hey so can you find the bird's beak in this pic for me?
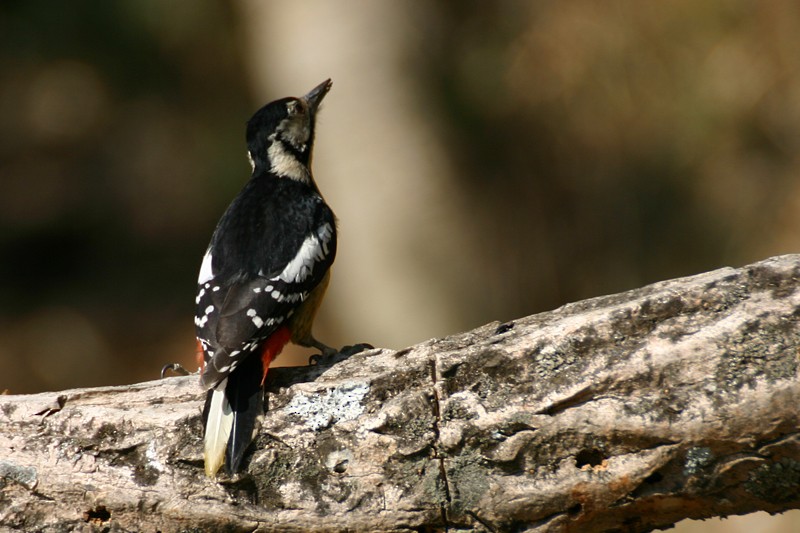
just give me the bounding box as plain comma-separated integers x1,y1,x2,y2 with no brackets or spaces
303,79,332,114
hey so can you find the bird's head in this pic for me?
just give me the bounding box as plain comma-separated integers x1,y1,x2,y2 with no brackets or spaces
246,78,332,181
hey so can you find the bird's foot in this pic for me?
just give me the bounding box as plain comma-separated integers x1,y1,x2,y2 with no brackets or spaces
307,338,336,365
160,363,193,379
307,342,375,366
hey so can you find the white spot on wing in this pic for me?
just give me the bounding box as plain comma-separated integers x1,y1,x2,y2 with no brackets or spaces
247,308,264,328
198,249,214,284
195,303,215,328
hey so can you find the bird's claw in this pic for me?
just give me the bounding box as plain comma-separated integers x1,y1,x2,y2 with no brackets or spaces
307,342,375,366
161,363,191,379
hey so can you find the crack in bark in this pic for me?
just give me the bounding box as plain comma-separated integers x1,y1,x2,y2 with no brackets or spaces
538,383,608,416
428,356,452,531
466,509,498,532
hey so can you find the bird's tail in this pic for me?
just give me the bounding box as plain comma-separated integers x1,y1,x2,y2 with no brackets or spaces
202,352,264,477
202,379,232,477
202,329,291,477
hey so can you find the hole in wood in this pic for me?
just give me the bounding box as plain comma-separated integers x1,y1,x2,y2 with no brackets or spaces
333,459,349,473
568,503,583,517
575,448,604,468
644,471,663,484
83,506,111,523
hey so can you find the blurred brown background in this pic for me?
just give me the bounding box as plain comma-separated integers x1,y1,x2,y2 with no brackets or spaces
1,1,798,530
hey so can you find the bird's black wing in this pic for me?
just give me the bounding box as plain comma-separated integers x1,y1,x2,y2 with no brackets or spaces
195,177,337,389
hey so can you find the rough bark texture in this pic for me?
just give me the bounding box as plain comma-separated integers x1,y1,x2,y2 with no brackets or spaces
2,255,800,532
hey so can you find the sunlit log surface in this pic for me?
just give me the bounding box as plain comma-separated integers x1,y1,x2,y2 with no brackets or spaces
2,255,799,532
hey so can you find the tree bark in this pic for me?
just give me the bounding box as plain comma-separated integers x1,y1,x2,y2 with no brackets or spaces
2,255,800,532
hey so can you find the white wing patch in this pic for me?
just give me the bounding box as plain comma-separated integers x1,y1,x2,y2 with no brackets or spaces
198,249,214,284
276,223,333,283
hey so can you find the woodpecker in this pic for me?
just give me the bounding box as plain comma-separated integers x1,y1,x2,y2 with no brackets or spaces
195,79,337,477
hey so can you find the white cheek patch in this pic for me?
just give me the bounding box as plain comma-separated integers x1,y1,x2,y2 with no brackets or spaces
277,222,333,283
266,115,311,182
267,139,309,182
198,249,214,284
267,141,309,181
247,151,255,173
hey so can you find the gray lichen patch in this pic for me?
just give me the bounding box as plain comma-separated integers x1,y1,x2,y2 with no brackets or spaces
440,348,521,401
0,461,37,490
746,262,800,299
367,389,437,456
251,445,337,511
382,453,447,507
285,382,369,430
715,314,800,396
446,453,490,516
745,457,800,503
98,441,161,487
530,343,581,382
683,446,713,477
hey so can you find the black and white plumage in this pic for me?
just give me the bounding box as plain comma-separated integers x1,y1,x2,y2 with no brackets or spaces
195,79,337,477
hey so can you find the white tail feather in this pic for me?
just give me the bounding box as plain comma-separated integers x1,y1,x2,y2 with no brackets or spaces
204,380,232,477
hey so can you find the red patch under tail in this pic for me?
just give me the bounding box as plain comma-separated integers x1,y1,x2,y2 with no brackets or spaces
260,326,291,385
196,340,205,370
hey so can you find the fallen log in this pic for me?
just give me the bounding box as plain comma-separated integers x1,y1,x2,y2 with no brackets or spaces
2,255,799,532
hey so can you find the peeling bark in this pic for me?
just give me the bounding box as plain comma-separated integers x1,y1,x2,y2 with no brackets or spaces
2,255,800,532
